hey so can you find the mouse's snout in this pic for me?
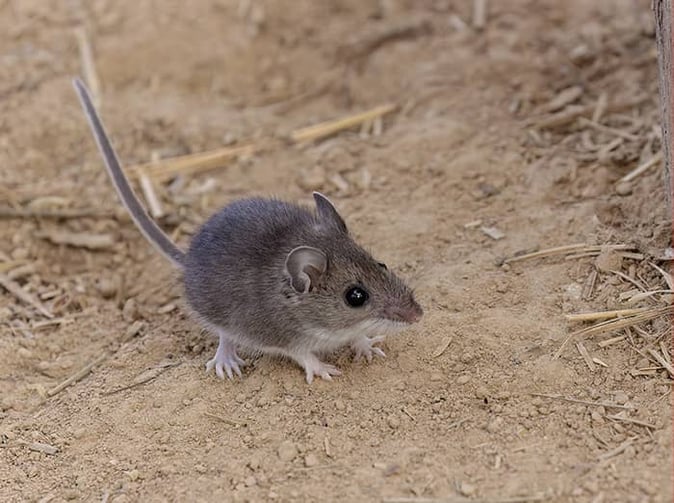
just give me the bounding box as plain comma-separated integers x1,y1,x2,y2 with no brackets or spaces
384,298,423,324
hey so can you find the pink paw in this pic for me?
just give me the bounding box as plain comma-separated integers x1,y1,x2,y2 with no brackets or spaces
206,335,246,380
351,335,386,363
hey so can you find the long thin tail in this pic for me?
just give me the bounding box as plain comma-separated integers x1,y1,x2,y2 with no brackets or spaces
73,78,185,267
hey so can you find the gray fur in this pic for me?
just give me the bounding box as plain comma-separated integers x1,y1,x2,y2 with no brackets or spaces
183,197,422,355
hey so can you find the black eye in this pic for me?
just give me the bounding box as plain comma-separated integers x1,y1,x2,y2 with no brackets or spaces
377,262,388,270
345,286,369,307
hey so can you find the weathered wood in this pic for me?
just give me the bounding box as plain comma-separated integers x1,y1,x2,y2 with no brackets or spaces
654,0,673,210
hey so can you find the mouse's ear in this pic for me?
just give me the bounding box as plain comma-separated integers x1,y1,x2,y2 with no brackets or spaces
313,192,348,234
285,246,328,293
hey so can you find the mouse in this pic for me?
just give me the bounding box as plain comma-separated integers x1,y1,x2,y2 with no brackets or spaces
72,78,423,383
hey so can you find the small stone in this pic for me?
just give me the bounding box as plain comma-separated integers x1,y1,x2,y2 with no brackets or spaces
387,415,401,429
595,248,623,273
486,417,503,433
590,410,603,422
613,391,629,405
430,372,443,382
334,399,346,411
244,475,256,487
268,491,278,500
96,277,118,299
17,347,33,359
195,464,206,474
456,375,470,385
304,453,319,467
459,481,476,497
122,298,139,322
278,440,298,462
615,182,632,196
63,489,80,501
126,469,141,481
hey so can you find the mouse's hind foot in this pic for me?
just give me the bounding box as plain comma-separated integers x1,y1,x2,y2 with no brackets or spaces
206,330,246,380
351,335,386,363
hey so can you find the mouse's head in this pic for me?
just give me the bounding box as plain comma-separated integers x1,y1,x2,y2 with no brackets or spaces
284,193,423,336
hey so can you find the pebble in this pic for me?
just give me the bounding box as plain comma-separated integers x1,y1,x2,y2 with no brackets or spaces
277,440,298,462
459,481,476,497
244,475,256,487
486,417,503,433
456,375,470,385
126,469,141,481
334,399,346,411
615,181,632,196
122,298,139,322
96,277,118,299
304,453,319,467
429,372,443,382
387,415,401,429
17,347,33,359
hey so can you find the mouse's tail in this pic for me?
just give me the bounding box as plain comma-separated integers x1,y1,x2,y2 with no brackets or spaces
73,78,186,268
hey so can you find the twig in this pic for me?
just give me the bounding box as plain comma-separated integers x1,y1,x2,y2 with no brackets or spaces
605,414,656,430
619,151,664,183
530,96,649,130
139,168,165,219
102,361,181,395
472,0,488,30
290,104,397,143
554,306,672,359
647,348,674,378
0,273,54,318
503,243,633,264
576,342,596,371
578,117,639,141
35,230,115,250
565,308,651,322
46,352,109,397
649,261,674,290
530,393,637,410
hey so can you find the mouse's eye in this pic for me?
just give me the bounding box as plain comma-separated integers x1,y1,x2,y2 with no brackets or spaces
377,262,388,270
345,286,369,307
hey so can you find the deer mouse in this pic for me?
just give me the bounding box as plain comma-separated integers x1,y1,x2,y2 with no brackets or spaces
73,78,423,383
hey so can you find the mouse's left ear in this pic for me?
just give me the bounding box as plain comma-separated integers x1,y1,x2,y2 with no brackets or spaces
285,246,328,293
313,192,348,234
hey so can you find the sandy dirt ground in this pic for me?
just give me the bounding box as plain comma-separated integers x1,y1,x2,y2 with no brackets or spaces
1,1,672,502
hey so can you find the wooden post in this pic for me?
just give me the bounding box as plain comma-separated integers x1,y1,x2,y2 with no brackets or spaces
654,0,673,211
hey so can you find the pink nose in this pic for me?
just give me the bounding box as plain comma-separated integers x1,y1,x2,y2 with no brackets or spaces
387,302,423,324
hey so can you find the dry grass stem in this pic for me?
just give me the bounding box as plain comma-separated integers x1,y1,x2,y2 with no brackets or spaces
46,352,109,397
647,348,674,378
0,273,54,319
74,27,101,108
576,341,596,371
565,308,651,322
619,151,663,183
472,0,488,29
290,104,397,143
530,393,636,410
504,243,633,264
35,230,115,250
139,169,165,219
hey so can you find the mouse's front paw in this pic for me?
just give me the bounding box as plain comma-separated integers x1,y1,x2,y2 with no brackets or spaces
351,335,386,363
206,338,246,380
296,353,342,384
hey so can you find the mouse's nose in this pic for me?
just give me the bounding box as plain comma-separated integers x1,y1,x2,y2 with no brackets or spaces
385,300,423,324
